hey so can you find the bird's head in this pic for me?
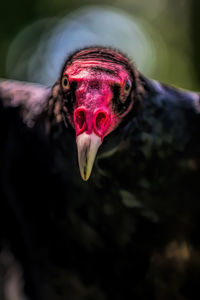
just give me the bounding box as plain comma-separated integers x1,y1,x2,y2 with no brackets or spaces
56,47,142,180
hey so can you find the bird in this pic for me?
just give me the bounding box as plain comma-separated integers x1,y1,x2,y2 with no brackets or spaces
0,46,200,300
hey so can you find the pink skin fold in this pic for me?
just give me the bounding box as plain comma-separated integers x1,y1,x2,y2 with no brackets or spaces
64,59,132,180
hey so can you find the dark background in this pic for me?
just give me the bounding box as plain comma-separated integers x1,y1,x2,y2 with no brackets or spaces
0,0,200,90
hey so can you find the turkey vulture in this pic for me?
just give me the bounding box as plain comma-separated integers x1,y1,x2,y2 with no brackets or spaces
0,47,200,300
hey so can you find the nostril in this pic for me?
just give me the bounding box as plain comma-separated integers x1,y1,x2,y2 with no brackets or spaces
74,108,86,134
76,111,85,129
94,111,109,136
96,112,107,130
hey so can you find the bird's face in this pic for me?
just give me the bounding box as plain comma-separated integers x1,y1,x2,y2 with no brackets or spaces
60,48,136,180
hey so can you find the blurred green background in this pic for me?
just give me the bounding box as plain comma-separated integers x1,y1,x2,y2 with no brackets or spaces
0,0,200,90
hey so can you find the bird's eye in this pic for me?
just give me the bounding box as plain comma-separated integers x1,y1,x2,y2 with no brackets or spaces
124,79,131,94
62,76,70,90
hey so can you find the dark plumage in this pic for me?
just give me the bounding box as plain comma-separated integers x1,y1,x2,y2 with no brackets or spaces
0,47,200,300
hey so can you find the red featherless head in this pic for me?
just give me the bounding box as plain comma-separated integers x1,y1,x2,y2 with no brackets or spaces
60,47,139,180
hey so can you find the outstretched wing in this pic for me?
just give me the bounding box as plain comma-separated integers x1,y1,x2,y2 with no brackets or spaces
120,75,200,158
0,79,51,127
148,78,200,115
145,78,200,155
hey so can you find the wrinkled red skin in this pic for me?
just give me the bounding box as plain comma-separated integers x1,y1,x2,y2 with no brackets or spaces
64,59,133,140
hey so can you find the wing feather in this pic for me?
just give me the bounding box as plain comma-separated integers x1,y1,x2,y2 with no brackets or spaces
0,79,51,127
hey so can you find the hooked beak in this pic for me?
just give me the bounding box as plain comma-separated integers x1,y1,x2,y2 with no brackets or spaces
76,132,102,181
